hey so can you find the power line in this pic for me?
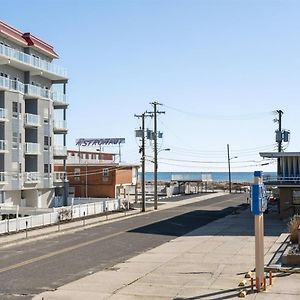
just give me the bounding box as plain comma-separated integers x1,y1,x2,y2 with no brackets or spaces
163,104,273,120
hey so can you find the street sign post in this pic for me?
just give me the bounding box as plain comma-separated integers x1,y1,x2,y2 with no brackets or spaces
251,171,267,291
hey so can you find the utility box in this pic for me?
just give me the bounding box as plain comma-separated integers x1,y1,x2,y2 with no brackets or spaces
251,184,268,215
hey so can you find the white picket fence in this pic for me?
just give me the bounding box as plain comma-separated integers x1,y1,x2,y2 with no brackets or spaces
0,198,121,235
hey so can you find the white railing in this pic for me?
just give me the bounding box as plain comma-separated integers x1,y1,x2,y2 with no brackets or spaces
0,108,7,119
52,91,67,105
263,176,300,183
53,172,66,182
0,199,121,234
25,142,39,154
0,172,5,182
0,75,24,93
0,140,6,151
25,113,40,126
53,120,67,131
53,146,67,157
0,43,67,78
24,84,51,99
24,172,39,183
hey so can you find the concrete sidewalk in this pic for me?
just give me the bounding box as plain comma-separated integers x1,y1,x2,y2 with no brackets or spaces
33,201,299,299
0,192,225,249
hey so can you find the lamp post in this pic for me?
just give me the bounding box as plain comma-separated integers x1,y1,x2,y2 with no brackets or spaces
154,148,170,210
227,144,237,194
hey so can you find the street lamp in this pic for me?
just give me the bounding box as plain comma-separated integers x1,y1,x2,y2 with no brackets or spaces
154,148,170,210
227,144,237,194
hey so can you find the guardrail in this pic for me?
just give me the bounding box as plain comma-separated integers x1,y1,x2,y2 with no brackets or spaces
0,199,121,234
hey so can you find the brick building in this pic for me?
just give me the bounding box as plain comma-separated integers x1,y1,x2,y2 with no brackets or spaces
55,150,139,199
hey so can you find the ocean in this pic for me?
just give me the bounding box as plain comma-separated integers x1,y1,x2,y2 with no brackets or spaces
142,172,276,183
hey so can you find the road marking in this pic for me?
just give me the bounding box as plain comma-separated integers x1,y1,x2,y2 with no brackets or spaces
0,230,126,274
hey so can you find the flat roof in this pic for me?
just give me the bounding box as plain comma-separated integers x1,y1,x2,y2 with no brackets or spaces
260,152,300,158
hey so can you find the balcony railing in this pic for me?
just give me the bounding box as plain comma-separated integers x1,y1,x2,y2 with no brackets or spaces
0,108,7,120
0,75,24,93
0,140,6,151
53,146,67,157
24,172,39,183
0,172,5,182
0,44,67,79
54,172,66,182
0,75,67,105
52,91,67,106
25,142,39,155
24,84,51,99
25,113,40,127
53,120,67,132
263,176,300,184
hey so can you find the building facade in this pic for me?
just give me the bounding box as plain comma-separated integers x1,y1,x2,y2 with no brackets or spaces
0,21,68,208
260,152,300,218
55,150,139,199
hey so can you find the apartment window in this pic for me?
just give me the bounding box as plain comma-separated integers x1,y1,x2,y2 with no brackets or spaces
43,108,49,123
292,191,300,205
12,102,18,118
75,168,80,181
44,164,48,173
0,191,4,203
12,132,18,149
44,164,51,173
44,136,50,150
103,168,109,177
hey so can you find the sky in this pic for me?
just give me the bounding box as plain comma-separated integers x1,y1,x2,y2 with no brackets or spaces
2,0,300,172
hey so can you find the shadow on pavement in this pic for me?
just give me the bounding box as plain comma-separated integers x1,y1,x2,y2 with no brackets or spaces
128,204,286,237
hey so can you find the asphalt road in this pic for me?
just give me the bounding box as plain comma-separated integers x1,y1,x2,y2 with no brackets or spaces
0,193,247,300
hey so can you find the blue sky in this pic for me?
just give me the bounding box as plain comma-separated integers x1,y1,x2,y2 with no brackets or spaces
2,0,300,172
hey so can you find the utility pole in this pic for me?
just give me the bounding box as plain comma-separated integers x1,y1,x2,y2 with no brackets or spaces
276,110,283,175
277,110,283,153
148,102,165,210
227,144,232,194
134,113,146,212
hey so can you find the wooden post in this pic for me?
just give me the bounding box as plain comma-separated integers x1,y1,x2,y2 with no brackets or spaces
254,173,265,292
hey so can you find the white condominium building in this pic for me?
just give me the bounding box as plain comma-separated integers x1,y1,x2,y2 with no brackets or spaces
0,21,68,208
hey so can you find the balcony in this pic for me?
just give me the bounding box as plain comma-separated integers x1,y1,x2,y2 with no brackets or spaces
24,172,39,183
0,108,8,121
24,113,40,127
25,142,39,155
53,172,66,183
0,75,24,93
53,146,67,158
0,44,67,81
0,172,5,183
24,84,51,99
0,140,7,152
52,91,68,108
53,120,67,133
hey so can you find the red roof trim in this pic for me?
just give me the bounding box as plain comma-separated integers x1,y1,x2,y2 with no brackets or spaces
0,21,27,45
22,32,59,59
0,20,59,59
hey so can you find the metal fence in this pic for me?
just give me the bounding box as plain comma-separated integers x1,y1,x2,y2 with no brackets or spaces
0,198,121,235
